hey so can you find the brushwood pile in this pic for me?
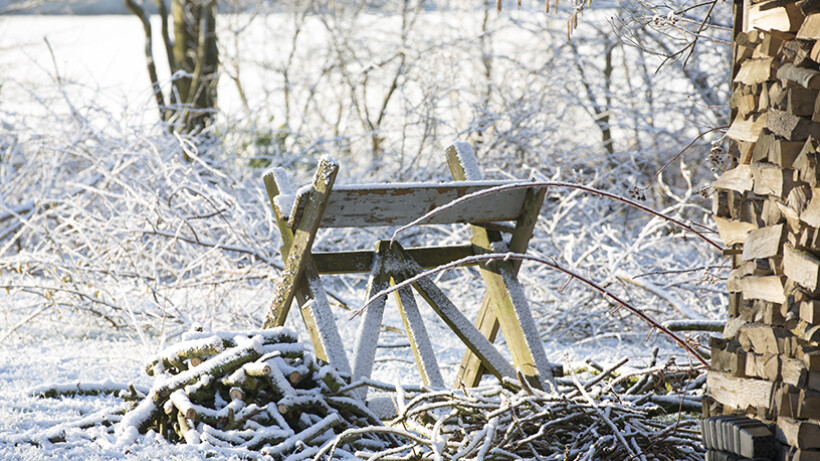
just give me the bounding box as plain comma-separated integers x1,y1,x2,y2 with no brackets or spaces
19,330,710,460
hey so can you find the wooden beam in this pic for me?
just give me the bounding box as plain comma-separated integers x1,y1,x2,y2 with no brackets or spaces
349,243,390,399
313,245,475,274
265,159,338,326
445,143,551,389
390,271,445,388
262,160,351,375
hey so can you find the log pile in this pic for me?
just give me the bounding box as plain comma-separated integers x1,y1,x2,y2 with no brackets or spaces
113,329,395,458
712,4,820,459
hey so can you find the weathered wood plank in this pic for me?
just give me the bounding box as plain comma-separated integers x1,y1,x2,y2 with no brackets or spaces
265,159,338,327
287,180,533,228
262,161,351,375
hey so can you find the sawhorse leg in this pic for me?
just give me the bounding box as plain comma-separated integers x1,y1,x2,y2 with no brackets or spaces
262,159,351,376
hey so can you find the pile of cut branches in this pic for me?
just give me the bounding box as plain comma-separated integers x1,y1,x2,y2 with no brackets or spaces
321,379,704,460
318,354,706,461
23,332,705,460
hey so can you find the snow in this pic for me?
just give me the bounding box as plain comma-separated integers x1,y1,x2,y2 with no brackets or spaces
452,141,483,180
273,194,296,220
0,5,731,459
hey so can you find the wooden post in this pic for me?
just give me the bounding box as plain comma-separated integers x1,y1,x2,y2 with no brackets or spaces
261,161,351,375
350,242,390,398
455,184,547,387
446,143,555,390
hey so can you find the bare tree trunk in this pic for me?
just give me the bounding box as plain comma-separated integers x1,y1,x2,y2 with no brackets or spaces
124,0,218,140
172,0,219,134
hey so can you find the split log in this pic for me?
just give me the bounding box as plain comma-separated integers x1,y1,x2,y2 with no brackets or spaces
785,243,820,291
748,0,805,33
738,323,793,355
756,31,788,56
794,138,820,185
799,389,820,419
782,38,816,66
798,13,820,38
802,190,820,226
742,223,786,261
789,88,820,117
713,165,755,192
778,63,820,89
756,131,805,167
736,57,777,85
779,383,800,418
715,216,757,246
783,356,809,387
777,417,820,450
765,197,786,225
753,162,797,196
707,371,774,412
732,89,760,118
799,299,820,324
728,114,770,143
768,109,820,141
795,320,820,343
797,345,820,370
746,351,782,380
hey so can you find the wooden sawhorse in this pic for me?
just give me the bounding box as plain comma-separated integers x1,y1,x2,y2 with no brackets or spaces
262,142,559,394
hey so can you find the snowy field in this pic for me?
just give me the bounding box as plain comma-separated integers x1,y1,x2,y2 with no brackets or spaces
0,6,730,459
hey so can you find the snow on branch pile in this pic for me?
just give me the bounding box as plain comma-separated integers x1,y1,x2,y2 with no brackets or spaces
22,330,394,459
20,330,707,460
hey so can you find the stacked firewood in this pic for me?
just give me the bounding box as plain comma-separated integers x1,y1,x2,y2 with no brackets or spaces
711,5,820,459
113,329,394,457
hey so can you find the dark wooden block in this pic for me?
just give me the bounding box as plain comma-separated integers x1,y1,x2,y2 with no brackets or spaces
738,424,777,459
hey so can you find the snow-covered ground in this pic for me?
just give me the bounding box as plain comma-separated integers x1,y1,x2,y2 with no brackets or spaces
0,7,730,459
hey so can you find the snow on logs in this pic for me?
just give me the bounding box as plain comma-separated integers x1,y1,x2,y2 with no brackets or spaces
113,329,393,454
711,7,820,458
